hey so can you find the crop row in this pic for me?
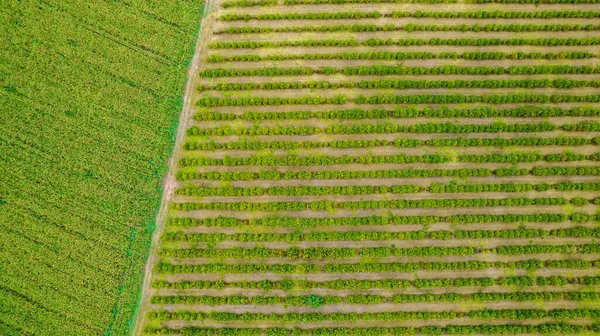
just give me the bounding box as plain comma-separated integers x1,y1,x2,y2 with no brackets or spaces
170,197,590,212
175,182,600,197
174,223,595,243
209,37,600,49
194,106,600,121
206,50,594,63
222,0,278,6
161,244,600,259
285,0,456,4
176,166,600,181
196,94,600,107
198,79,600,92
154,259,600,274
221,0,458,7
199,65,600,77
152,274,600,290
149,294,598,306
147,323,600,336
146,308,600,323
166,213,595,228
187,121,565,136
163,242,595,257
220,11,383,21
220,10,600,21
221,0,597,6
184,137,598,151
219,23,600,34
148,323,600,336
179,152,600,167
475,0,599,3
188,121,600,137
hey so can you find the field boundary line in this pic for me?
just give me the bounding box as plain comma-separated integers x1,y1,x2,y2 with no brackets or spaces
131,0,219,334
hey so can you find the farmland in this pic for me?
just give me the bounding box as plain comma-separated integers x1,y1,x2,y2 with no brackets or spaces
138,0,600,334
0,0,204,335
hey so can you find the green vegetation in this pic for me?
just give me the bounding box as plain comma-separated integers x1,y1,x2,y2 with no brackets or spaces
0,0,204,335
141,1,600,335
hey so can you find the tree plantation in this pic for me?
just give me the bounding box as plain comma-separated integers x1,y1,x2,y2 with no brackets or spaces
138,0,600,334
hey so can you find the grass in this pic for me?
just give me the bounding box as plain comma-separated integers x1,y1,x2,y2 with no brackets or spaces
0,0,204,334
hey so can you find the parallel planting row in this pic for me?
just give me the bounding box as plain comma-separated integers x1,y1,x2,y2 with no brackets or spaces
142,0,600,334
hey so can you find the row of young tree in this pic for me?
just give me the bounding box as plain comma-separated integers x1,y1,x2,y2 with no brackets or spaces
196,94,600,106
195,106,600,120
404,9,600,19
221,0,458,7
161,243,599,259
146,308,600,322
533,166,600,176
198,79,600,91
474,0,598,3
180,153,450,167
284,0,599,4
178,151,599,167
154,259,600,274
222,0,277,7
495,243,600,255
170,197,574,211
163,228,600,248
206,51,594,63
166,212,588,228
186,121,565,137
150,294,338,306
175,182,600,197
355,93,600,104
220,11,382,21
150,323,599,335
184,136,596,151
176,166,600,181
196,95,347,107
219,23,599,34
209,37,600,49
219,10,600,21
152,274,599,291
199,64,599,77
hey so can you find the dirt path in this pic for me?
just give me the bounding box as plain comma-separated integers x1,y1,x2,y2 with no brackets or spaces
203,101,597,114
172,189,599,206
164,236,599,253
132,0,221,334
171,220,599,235
213,17,600,31
180,143,600,159
202,52,600,68
197,73,600,84
187,160,600,175
176,204,597,221
209,29,600,43
156,282,600,297
155,300,596,315
162,267,600,283
159,318,597,333
219,3,600,16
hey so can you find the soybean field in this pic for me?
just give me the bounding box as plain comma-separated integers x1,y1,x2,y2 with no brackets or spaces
143,0,600,335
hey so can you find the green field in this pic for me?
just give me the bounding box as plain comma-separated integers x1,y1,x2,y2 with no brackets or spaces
0,1,204,335
4,0,600,335
140,0,600,335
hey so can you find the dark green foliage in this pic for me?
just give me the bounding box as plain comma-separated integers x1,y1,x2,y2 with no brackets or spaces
196,106,600,120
